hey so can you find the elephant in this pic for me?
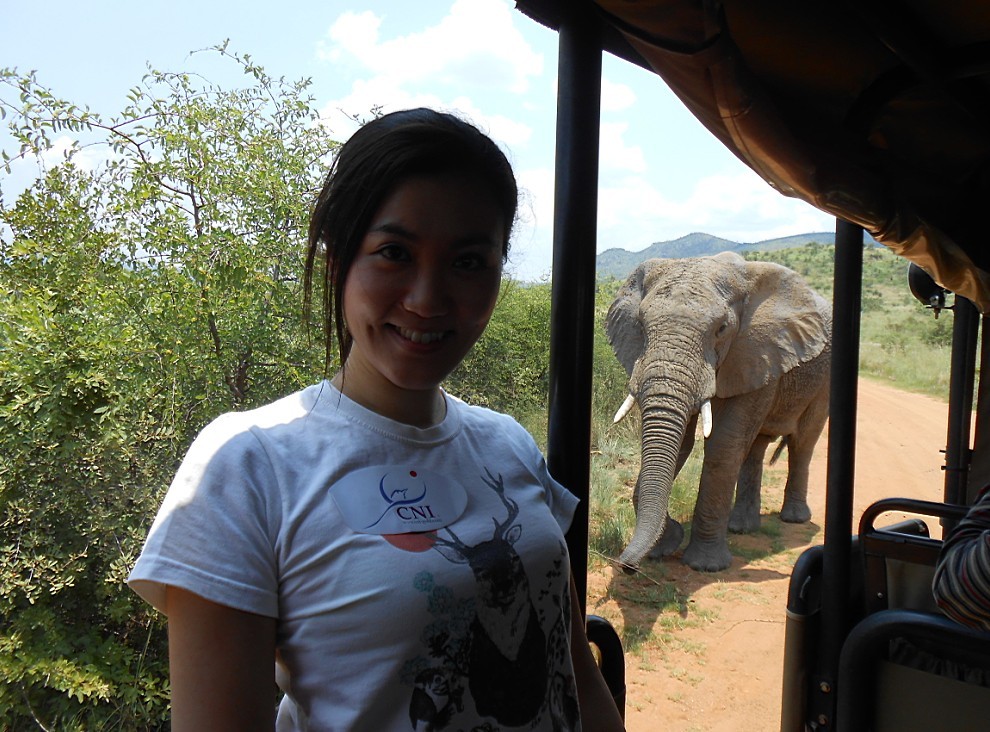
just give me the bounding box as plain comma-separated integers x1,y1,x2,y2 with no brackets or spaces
605,251,831,572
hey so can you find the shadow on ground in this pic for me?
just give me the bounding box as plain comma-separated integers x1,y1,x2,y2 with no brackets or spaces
591,514,822,653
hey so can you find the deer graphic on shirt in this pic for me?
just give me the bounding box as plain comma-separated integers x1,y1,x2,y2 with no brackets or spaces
430,469,548,726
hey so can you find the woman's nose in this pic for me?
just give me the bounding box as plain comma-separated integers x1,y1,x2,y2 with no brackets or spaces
402,267,450,317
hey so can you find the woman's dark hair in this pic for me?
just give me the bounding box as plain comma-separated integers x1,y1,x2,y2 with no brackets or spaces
304,108,518,374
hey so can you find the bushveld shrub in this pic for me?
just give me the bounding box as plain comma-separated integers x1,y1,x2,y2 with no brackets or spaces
448,279,552,432
1,47,334,729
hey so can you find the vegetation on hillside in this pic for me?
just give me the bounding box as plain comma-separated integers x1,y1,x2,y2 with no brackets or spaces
0,45,965,728
745,242,957,395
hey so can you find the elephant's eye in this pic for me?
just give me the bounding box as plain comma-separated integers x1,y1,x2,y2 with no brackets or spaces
717,322,729,335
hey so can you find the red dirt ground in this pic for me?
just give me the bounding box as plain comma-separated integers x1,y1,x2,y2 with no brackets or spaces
586,377,955,731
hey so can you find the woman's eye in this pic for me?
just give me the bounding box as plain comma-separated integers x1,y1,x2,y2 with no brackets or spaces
454,253,488,270
377,244,408,261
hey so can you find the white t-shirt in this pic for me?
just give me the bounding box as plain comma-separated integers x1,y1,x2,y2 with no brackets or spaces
128,382,581,731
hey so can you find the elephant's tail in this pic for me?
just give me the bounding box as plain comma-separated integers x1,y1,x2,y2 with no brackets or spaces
769,436,788,465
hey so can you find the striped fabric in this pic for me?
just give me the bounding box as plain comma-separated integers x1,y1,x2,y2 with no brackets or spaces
932,485,990,631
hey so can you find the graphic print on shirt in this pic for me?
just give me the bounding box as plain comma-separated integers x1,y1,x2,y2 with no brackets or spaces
328,466,468,536
401,468,579,730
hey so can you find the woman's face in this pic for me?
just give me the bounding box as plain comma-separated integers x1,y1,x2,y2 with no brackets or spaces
340,172,505,407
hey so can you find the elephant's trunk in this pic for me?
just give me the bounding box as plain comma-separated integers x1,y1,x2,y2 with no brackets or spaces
618,398,693,570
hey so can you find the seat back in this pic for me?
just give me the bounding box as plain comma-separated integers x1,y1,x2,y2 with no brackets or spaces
857,498,967,615
782,498,990,731
836,609,990,731
835,499,990,731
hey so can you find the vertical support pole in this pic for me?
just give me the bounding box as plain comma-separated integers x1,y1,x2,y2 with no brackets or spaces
813,219,863,727
943,296,979,513
967,316,990,504
546,2,602,612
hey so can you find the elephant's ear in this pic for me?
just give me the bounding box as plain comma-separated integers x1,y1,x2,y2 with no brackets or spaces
717,260,831,397
605,262,651,377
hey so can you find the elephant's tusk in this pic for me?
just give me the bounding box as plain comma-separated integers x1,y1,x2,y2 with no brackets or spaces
613,394,636,424
701,400,713,438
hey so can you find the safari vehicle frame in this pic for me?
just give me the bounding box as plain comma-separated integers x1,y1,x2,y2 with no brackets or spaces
512,1,990,728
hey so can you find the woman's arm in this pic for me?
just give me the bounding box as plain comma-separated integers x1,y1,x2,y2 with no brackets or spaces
569,577,625,731
932,485,990,631
165,585,278,731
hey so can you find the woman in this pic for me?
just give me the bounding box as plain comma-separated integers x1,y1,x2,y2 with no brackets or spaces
129,108,623,731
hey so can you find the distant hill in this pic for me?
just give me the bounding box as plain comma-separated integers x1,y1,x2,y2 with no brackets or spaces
596,231,879,280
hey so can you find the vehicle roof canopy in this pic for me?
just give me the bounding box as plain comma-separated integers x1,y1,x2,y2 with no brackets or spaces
517,0,990,311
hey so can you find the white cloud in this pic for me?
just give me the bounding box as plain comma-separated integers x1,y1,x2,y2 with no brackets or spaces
443,95,532,148
684,172,835,238
2,135,106,203
322,10,382,64
318,78,446,139
596,169,836,254
317,0,540,154
601,77,636,112
600,122,646,173
41,135,100,172
317,89,532,166
510,166,555,279
319,0,542,94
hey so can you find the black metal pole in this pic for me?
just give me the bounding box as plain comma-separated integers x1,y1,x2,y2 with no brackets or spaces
546,2,602,611
813,219,863,728
943,296,979,512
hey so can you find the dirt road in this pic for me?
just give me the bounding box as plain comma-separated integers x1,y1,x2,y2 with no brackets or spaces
587,377,954,732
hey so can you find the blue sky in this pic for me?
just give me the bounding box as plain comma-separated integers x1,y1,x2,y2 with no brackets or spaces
1,0,835,280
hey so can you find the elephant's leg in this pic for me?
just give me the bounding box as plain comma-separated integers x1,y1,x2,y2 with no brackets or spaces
780,395,828,523
682,445,743,572
683,395,770,571
729,434,772,533
647,514,684,558
779,448,813,523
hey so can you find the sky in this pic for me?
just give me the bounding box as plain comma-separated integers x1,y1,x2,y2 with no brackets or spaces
0,0,836,281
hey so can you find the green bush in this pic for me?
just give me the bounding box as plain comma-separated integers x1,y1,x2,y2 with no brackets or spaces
1,47,333,729
446,279,552,433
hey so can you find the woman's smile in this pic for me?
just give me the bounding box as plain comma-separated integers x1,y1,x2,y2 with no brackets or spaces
393,325,451,345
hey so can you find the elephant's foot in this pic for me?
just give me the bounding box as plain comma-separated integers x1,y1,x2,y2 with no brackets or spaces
647,517,684,559
780,499,812,523
681,538,733,572
728,503,761,534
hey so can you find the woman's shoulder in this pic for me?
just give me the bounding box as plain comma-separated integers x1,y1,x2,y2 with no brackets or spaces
446,394,538,446
447,393,520,427
194,383,331,448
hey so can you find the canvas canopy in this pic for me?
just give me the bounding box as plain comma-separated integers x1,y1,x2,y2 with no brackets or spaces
517,0,990,311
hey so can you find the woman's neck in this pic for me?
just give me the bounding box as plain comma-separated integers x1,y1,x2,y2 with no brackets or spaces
330,371,447,428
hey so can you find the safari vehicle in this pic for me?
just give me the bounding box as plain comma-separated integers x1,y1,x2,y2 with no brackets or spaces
511,1,990,729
